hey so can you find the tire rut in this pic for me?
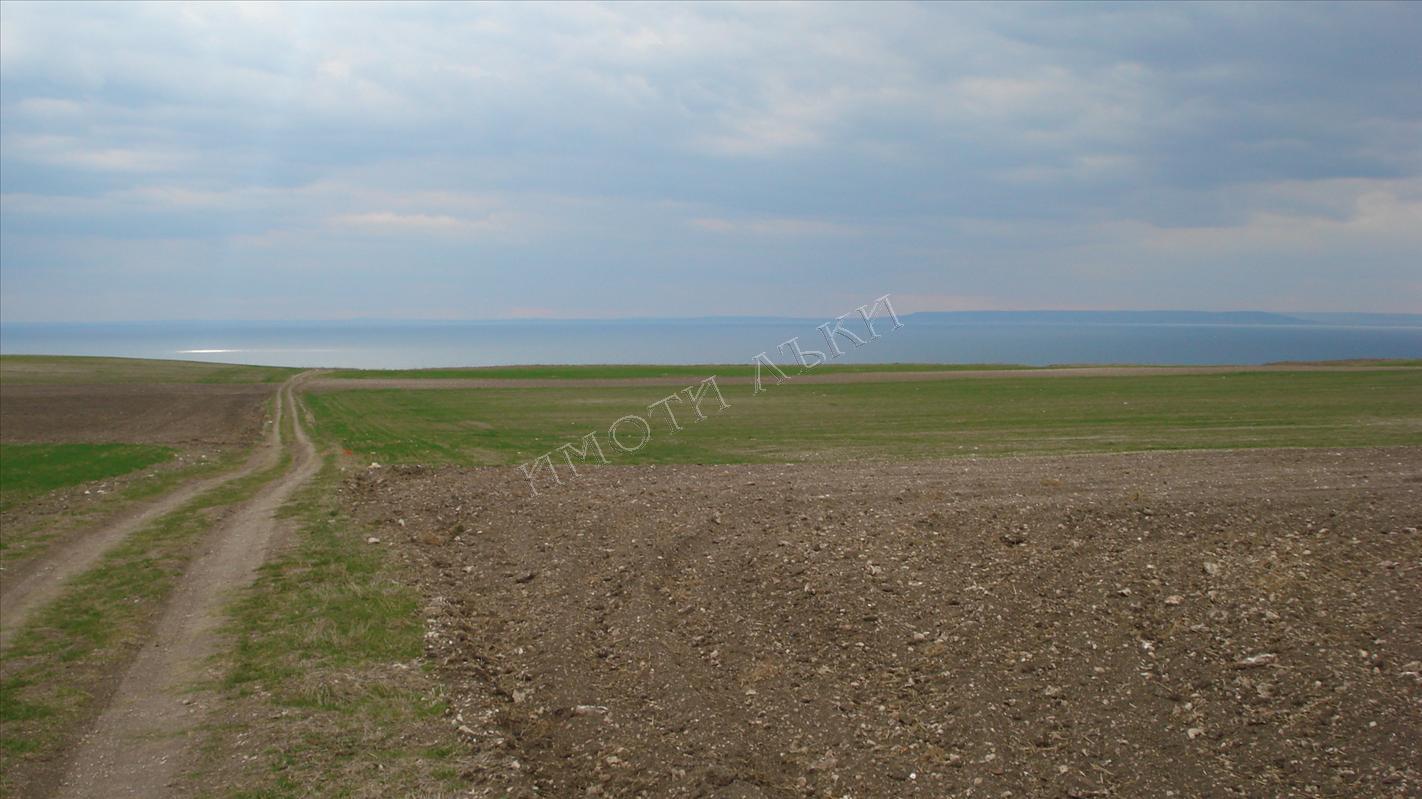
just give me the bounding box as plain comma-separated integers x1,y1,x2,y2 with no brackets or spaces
0,385,287,648
49,377,323,799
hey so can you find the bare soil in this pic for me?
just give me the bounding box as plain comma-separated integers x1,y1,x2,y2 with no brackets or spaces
0,384,274,444
345,447,1422,798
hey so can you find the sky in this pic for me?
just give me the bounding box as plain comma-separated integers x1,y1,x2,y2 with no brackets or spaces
1,1,1420,322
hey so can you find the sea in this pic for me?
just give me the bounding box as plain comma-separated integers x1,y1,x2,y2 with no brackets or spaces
1,316,1419,370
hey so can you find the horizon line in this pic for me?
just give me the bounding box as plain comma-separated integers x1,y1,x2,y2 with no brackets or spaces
4,309,1421,326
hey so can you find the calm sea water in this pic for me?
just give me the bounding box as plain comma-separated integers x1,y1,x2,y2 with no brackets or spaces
1,320,1419,369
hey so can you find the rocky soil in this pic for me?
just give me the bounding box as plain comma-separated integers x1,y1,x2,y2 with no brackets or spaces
345,447,1422,798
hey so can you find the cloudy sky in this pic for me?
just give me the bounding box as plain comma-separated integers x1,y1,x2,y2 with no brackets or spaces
1,1,1419,322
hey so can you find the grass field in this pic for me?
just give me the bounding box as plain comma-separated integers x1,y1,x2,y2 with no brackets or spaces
0,355,298,384
182,460,466,797
0,443,174,512
324,362,1036,380
305,369,1422,466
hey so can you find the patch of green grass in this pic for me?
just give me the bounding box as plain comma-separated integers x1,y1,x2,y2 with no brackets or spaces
184,459,467,798
0,355,298,384
0,442,175,512
325,362,1034,380
0,445,290,795
1,449,251,576
223,468,422,690
305,370,1422,466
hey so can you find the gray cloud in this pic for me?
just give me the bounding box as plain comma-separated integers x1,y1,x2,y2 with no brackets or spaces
2,1,1419,321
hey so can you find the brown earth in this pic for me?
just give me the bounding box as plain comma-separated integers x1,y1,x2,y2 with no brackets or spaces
345,447,1422,798
0,383,273,444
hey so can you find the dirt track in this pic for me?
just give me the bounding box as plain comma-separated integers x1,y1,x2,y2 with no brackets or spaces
348,446,1422,798
47,378,321,798
1,383,286,647
0,434,276,648
305,363,1421,392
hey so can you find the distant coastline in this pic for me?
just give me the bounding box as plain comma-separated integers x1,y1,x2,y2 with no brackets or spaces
6,310,1421,327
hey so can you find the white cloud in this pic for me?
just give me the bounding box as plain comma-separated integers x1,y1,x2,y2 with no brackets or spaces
691,216,861,236
5,134,190,173
328,211,512,236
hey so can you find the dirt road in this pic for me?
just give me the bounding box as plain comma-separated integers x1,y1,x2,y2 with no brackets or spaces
0,393,284,648
49,378,323,799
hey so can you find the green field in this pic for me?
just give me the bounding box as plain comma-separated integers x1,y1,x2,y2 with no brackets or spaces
304,369,1422,466
0,355,298,384
0,443,175,511
325,362,1035,381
